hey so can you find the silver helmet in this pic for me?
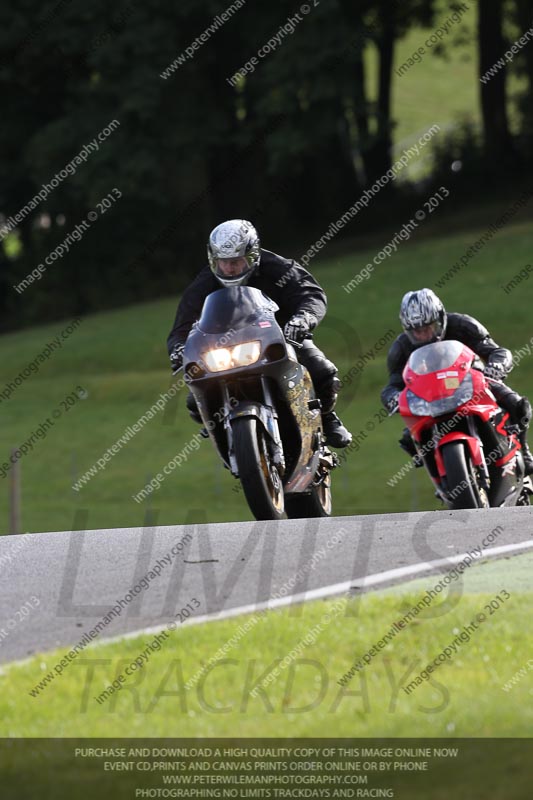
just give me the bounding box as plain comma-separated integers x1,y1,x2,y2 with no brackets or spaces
207,219,261,287
399,288,447,346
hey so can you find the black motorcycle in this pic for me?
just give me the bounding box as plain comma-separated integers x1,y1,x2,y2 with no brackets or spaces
182,286,338,520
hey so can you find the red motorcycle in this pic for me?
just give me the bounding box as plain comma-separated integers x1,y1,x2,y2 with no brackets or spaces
399,340,532,509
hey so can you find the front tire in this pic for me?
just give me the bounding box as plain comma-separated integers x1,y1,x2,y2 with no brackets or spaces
441,441,481,509
232,417,285,520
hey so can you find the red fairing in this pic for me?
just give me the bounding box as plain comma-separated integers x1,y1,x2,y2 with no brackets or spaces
400,343,499,438
402,343,476,401
461,368,499,422
494,412,521,465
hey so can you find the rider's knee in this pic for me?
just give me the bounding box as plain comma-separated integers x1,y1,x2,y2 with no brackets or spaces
312,360,338,393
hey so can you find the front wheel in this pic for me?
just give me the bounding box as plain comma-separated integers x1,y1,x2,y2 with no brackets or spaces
441,441,482,509
285,474,332,519
232,417,285,520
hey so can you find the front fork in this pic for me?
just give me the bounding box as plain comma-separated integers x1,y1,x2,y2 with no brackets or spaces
224,378,286,476
466,416,491,492
221,382,237,474
260,377,286,474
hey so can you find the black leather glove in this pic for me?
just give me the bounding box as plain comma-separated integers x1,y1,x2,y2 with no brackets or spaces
283,312,316,343
385,393,400,415
170,344,185,372
484,361,508,382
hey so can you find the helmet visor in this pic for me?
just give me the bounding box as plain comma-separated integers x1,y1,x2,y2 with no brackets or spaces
216,257,249,277
213,256,254,287
405,320,444,345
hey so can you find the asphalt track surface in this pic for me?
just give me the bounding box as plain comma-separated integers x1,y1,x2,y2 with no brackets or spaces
0,507,532,664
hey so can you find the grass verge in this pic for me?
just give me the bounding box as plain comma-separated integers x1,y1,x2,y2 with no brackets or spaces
1,553,531,738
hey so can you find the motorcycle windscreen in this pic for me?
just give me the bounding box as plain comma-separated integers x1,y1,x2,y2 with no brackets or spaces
408,340,465,375
198,287,280,334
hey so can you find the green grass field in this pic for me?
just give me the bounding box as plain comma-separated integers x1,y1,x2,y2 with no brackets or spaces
382,0,525,180
1,190,533,534
1,552,531,738
390,0,479,163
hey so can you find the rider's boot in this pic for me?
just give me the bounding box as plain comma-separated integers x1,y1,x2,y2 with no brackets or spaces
399,427,423,467
322,411,353,448
319,377,353,448
186,391,209,437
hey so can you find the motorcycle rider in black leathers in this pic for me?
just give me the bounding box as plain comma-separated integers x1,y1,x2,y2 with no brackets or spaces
167,219,353,448
381,288,533,474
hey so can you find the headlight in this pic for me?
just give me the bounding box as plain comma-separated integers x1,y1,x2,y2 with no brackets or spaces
203,347,232,372
203,341,261,373
407,373,474,416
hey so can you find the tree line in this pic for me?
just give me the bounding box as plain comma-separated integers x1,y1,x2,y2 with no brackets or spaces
0,0,531,331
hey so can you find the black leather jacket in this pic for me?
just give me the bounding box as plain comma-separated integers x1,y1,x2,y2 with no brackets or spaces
381,312,513,408
167,249,327,354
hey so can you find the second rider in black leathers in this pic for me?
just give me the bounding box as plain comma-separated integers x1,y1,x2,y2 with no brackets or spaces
381,288,533,474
